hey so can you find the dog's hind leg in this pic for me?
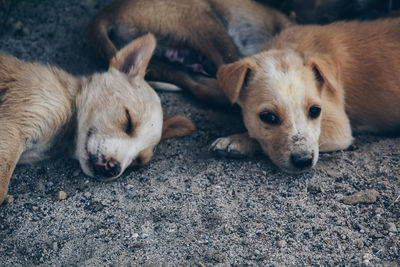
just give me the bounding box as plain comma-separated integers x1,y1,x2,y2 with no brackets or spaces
0,126,23,204
147,60,231,105
188,21,241,67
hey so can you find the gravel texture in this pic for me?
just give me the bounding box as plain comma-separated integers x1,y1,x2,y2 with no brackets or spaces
0,0,399,266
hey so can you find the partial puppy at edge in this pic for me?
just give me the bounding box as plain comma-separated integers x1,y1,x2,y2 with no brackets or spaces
0,34,194,204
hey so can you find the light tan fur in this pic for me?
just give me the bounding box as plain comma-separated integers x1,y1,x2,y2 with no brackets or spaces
88,0,293,105
215,18,400,173
0,34,194,204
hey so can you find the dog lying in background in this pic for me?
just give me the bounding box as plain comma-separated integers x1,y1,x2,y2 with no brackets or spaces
213,18,400,173
88,0,293,105
0,34,194,204
260,0,399,24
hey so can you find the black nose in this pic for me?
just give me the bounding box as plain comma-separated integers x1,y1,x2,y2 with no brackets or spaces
290,152,313,170
91,156,121,179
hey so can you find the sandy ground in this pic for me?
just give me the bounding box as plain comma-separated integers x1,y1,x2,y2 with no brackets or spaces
0,0,399,266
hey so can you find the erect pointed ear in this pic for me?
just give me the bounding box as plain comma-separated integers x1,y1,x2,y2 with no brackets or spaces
109,33,156,77
308,56,342,94
216,59,256,104
161,116,195,140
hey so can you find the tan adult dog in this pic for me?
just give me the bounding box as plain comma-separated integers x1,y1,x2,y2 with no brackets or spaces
0,34,194,204
88,0,292,104
213,18,400,173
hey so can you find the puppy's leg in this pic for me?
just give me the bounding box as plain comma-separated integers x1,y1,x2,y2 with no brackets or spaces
148,60,230,105
184,76,230,105
192,25,240,67
0,126,23,204
319,103,354,152
210,132,261,158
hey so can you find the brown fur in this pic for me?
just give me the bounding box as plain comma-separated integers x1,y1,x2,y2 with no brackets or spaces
264,18,400,132
215,18,400,172
88,0,293,105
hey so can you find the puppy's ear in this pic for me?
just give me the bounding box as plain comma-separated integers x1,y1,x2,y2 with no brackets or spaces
217,60,256,104
109,33,156,77
308,56,341,94
162,116,195,140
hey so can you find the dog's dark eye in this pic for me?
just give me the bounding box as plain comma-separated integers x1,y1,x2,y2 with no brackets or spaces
125,109,134,135
309,106,321,119
259,112,280,125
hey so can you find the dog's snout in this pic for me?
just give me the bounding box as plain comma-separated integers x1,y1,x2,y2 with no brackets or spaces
290,152,313,170
91,156,121,179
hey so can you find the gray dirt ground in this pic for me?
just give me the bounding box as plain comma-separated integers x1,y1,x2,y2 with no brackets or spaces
0,0,399,266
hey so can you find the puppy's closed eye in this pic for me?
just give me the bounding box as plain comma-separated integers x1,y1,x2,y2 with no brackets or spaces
124,108,134,135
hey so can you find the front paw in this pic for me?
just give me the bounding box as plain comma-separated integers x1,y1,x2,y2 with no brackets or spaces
210,137,247,158
210,134,260,158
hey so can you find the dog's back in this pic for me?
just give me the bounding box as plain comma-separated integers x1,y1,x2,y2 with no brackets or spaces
0,53,78,163
0,54,75,131
88,0,292,63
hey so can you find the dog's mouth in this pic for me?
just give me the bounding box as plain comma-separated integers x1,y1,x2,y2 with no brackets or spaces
88,153,122,181
259,142,317,173
154,45,217,77
85,131,122,181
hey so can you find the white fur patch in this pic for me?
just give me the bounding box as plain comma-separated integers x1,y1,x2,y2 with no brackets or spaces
264,51,309,133
265,51,305,102
248,50,322,171
87,104,163,173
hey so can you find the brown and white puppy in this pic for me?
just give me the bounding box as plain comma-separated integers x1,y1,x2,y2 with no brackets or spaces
0,34,194,204
88,0,293,105
213,18,400,173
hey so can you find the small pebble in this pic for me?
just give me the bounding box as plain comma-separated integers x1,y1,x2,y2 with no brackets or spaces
348,144,358,151
125,184,134,190
32,206,39,211
363,253,372,260
72,169,80,177
386,222,397,233
307,184,322,194
212,253,223,263
51,242,58,251
362,259,371,266
56,191,68,201
343,189,379,205
84,192,92,198
276,240,287,248
5,195,14,204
